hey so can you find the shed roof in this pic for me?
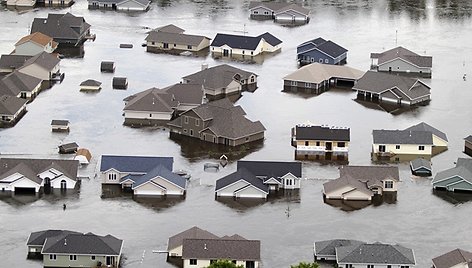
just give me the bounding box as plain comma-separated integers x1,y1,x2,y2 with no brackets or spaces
284,63,363,84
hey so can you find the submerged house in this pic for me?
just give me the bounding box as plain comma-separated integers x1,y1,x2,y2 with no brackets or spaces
410,158,432,176
123,83,204,126
145,24,211,54
371,46,433,77
432,158,472,193
182,64,257,97
210,32,282,58
27,230,81,258
13,32,58,56
323,165,399,201
17,51,61,83
167,226,219,258
314,239,364,261
88,0,151,11
0,95,28,127
432,248,472,268
283,63,364,94
0,158,79,193
336,243,416,268
0,71,42,101
6,0,36,7
167,98,266,147
353,71,431,106
0,54,32,73
297,37,348,65
248,1,310,24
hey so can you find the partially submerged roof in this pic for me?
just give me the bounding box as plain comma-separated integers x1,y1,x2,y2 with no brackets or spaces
42,233,123,255
297,38,347,58
15,32,58,49
404,122,448,142
183,64,256,90
314,239,365,256
284,63,364,84
215,167,269,193
51,119,69,126
182,238,261,261
410,158,431,171
132,164,186,189
153,24,185,34
27,230,81,246
432,248,472,268
373,129,433,145
145,31,210,46
0,71,42,96
99,155,173,173
75,148,92,162
18,52,60,72
466,135,472,143
294,124,350,142
0,158,79,183
275,3,310,16
0,95,27,116
323,173,374,197
340,165,400,182
336,243,415,265
80,79,102,87
211,32,281,50
432,158,472,184
237,160,302,178
249,1,309,15
168,226,219,251
371,46,432,68
0,54,32,70
59,142,79,151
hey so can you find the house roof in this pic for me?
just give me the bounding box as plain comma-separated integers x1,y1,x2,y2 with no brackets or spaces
248,1,293,11
31,13,91,41
51,119,69,126
314,239,365,256
432,248,472,268
340,165,400,183
465,135,472,143
167,226,219,251
99,155,173,173
0,158,79,183
371,46,432,68
275,3,310,16
237,160,302,178
27,230,81,246
181,238,261,261
0,95,27,116
42,233,123,255
353,71,430,100
117,0,150,7
294,124,350,142
336,243,415,265
410,158,431,171
19,51,60,72
59,142,79,151
215,167,268,193
145,31,210,46
210,32,281,50
297,38,347,58
15,32,58,49
80,79,101,87
432,158,472,184
153,24,185,34
0,71,42,95
258,32,282,47
404,122,448,142
284,63,363,84
323,173,374,196
0,54,32,70
183,64,256,90
132,164,187,189
372,129,434,145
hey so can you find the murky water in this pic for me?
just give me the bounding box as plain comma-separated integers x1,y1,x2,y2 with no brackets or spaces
1,0,472,267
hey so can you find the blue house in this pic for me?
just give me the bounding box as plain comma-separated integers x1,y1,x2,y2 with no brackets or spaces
297,37,347,65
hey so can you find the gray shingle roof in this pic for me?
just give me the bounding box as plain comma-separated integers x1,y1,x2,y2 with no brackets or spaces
248,1,291,11
0,158,79,183
51,119,69,126
19,51,60,72
353,71,431,101
215,167,269,193
80,79,101,87
432,158,472,184
145,31,210,46
0,71,42,96
410,158,431,171
0,54,32,70
42,233,123,255
336,243,415,265
340,165,400,182
465,135,472,143
211,32,281,50
314,239,365,257
167,226,219,251
27,230,81,246
294,125,350,142
153,24,185,34
258,32,282,46
237,160,302,178
132,164,186,189
432,248,472,268
372,46,432,68
183,64,256,91
0,95,27,116
372,129,433,145
297,38,347,58
182,238,260,261
31,13,91,42
323,173,373,196
404,122,448,142
275,3,310,15
99,155,173,173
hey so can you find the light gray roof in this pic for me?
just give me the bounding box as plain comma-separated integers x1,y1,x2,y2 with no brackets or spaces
340,166,399,182
353,71,430,101
404,122,448,142
167,226,219,251
432,248,472,268
131,164,186,189
0,54,32,70
116,0,149,6
314,239,365,257
31,13,91,41
372,129,433,145
372,46,432,68
432,158,472,184
27,230,81,246
153,24,185,34
0,71,42,96
284,63,364,84
183,64,256,90
145,31,210,46
248,1,300,13
182,238,260,261
275,3,310,15
80,79,102,87
336,243,415,265
410,158,431,171
42,233,123,255
0,95,27,116
19,51,60,72
215,167,269,193
323,173,374,196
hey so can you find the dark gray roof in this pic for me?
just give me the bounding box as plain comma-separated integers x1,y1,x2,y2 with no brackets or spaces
432,248,472,268
183,64,256,90
31,13,91,41
211,32,281,50
466,135,472,143
0,71,42,95
27,230,81,246
372,46,432,68
99,155,173,173
432,158,472,184
0,158,79,183
58,142,79,151
372,129,433,145
0,95,27,116
42,233,123,255
145,31,210,46
51,119,69,126
80,79,102,87
215,167,268,193
294,125,350,142
258,32,282,46
314,239,364,257
336,243,415,265
167,226,219,251
182,238,260,260
297,38,347,58
19,51,60,71
353,71,431,101
132,164,186,189
410,158,431,171
237,160,302,178
0,54,32,70
404,122,448,142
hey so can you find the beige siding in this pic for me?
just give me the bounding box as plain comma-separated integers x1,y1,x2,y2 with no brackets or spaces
373,143,433,155
378,58,431,74
134,181,165,196
217,180,249,197
168,245,183,257
432,135,448,147
152,177,185,195
342,189,372,200
235,185,266,198
183,259,259,268
19,63,59,81
124,111,172,121
325,185,356,199
211,41,264,56
101,170,126,184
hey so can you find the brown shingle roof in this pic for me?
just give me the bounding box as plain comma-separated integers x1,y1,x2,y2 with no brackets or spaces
15,32,58,49
145,31,210,46
167,226,219,251
432,248,472,268
372,46,432,68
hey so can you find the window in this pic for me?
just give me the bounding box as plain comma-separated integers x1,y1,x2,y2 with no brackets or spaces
305,83,311,88
246,137,250,141
251,51,253,55
108,173,117,181
91,256,96,260
385,181,393,189
290,81,297,86
325,59,329,63
345,265,353,268
311,57,315,62
163,43,169,48
319,58,323,63
367,265,374,268
49,254,56,260
174,44,176,47
149,114,152,118
187,45,192,49
190,129,194,136
400,266,409,268
264,11,269,14
286,179,292,186
316,141,320,146
232,260,237,264
250,76,255,83
183,129,187,133
70,255,77,261
184,116,188,124
190,259,197,265
305,141,309,146
242,50,245,55
338,142,345,147
195,119,200,126
253,11,259,14
419,145,425,151
246,261,255,268
387,266,392,268
21,92,27,99
151,42,155,45
210,260,216,264
396,145,400,149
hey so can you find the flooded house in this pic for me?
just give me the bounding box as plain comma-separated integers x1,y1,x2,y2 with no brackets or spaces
0,95,27,127
74,148,92,165
145,24,211,54
51,119,70,132
465,135,472,157
100,61,115,73
0,54,31,73
17,51,62,87
58,142,79,154
12,32,58,56
182,64,257,98
210,32,282,59
314,239,364,261
167,98,266,147
0,71,42,101
123,83,204,126
432,158,472,193
6,0,36,7
410,158,432,176
88,0,150,11
112,77,128,89
432,248,472,268
297,37,347,65
370,46,433,77
283,63,364,94
79,79,102,91
27,230,81,259
248,1,310,24
335,243,416,268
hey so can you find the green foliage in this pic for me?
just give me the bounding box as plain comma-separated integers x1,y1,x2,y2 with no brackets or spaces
290,261,320,268
206,260,244,268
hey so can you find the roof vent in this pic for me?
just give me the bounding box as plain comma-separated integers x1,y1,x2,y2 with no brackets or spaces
204,243,207,250
64,239,67,246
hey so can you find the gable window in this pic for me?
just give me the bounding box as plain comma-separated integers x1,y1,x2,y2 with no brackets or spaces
190,259,197,265
345,265,353,268
311,57,315,62
184,116,189,124
108,173,117,181
250,76,255,83
246,261,255,268
319,58,323,63
264,11,269,15
253,11,259,14
384,181,393,189
396,145,400,149
419,145,425,151
70,255,77,261
49,254,56,260
187,45,192,49
21,92,27,99
91,256,96,260
286,179,292,186
305,83,311,88
290,81,297,86
325,59,329,63
367,265,374,268
338,142,345,147
195,119,200,126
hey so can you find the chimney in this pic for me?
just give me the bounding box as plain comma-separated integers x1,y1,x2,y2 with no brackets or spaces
201,64,208,71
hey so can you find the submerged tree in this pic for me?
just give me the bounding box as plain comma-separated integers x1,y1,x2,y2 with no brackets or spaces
206,260,244,268
290,262,320,268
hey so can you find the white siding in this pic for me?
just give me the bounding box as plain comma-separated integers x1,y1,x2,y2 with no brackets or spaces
235,186,266,198
124,110,172,121
216,180,249,197
50,176,76,189
372,143,433,155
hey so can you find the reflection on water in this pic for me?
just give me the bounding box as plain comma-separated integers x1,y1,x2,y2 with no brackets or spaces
433,189,472,204
217,189,300,212
0,188,79,207
324,192,397,211
211,50,281,65
56,45,85,59
295,151,349,165
372,147,447,163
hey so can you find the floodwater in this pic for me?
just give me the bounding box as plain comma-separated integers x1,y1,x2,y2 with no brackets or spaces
1,0,472,267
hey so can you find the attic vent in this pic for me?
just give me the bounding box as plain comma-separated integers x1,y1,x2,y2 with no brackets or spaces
204,243,207,250
64,239,67,246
